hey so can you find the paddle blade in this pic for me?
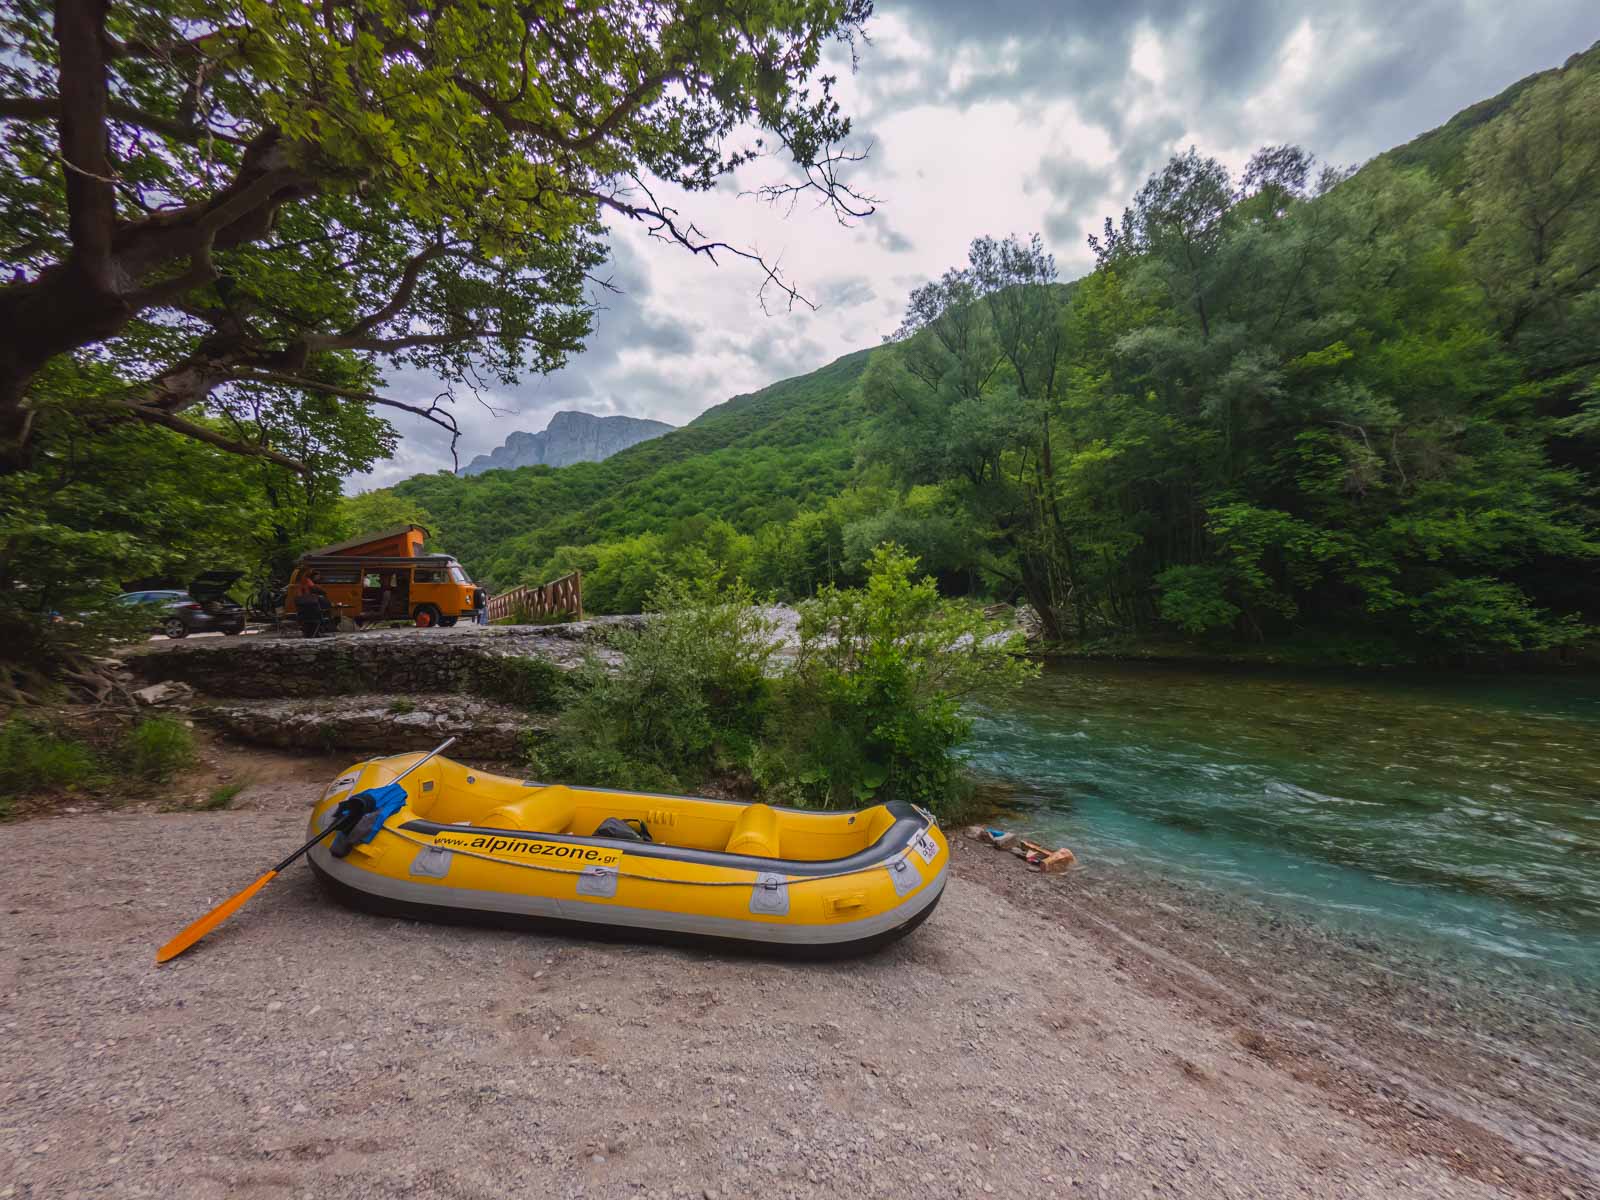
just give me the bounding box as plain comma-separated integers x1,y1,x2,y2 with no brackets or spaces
155,869,279,963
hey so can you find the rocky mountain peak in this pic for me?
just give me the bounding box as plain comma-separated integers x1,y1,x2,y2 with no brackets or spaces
460,411,675,476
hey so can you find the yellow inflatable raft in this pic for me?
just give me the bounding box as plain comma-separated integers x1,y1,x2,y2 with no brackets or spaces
306,752,949,957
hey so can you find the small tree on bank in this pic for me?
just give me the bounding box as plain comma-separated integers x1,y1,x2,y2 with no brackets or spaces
763,544,1037,810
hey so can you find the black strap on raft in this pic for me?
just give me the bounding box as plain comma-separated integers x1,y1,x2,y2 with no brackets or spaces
323,795,377,860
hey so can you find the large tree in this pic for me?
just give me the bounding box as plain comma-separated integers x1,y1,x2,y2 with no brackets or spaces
0,0,874,471
863,234,1080,637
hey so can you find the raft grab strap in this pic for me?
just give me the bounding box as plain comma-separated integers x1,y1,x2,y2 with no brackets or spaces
379,824,936,891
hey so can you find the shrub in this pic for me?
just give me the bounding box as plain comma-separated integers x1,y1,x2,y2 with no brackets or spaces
470,655,572,712
0,718,104,811
761,544,1037,813
1155,565,1240,634
1411,577,1586,653
528,576,777,792
124,717,197,783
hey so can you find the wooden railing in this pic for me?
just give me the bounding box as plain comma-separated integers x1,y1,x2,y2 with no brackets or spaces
486,571,583,623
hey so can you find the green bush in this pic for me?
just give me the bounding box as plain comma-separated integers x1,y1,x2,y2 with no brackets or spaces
0,718,104,811
470,655,572,712
760,545,1037,813
1155,565,1241,635
528,576,778,792
1411,577,1586,653
522,548,1037,815
124,717,197,783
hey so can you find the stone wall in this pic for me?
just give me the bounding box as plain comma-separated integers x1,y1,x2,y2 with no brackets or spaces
124,620,640,759
192,694,550,759
127,619,640,699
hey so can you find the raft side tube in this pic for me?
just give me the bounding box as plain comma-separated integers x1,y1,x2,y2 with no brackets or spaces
393,799,930,878
306,852,945,959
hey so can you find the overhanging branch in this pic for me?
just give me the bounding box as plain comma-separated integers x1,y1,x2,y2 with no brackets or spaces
584,178,814,314
122,403,308,473
229,370,462,467
0,94,252,147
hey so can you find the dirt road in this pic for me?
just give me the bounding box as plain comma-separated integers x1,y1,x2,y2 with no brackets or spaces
1,767,1518,1200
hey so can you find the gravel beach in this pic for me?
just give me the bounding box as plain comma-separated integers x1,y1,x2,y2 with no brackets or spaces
0,751,1586,1200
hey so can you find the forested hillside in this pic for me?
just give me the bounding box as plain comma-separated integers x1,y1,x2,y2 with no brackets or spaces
363,41,1599,661
391,349,876,608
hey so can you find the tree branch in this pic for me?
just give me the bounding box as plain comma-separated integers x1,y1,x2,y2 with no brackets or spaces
122,403,308,473
454,70,677,155
583,178,814,313
330,241,457,343
229,370,462,464
744,138,877,224
52,0,117,290
0,94,251,147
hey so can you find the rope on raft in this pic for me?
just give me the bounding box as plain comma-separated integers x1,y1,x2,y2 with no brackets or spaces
379,825,933,889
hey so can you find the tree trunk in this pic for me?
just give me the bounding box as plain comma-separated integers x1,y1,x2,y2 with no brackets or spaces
0,125,313,471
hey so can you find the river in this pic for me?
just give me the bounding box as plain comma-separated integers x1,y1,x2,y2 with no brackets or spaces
966,661,1600,1173
968,660,1600,1013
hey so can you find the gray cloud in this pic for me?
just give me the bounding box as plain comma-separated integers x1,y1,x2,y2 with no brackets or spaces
1028,153,1117,246
819,275,878,310
715,327,830,382
869,0,1598,159
871,218,915,253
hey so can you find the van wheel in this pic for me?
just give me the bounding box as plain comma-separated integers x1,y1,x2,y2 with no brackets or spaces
413,604,441,628
438,616,458,627
162,618,188,639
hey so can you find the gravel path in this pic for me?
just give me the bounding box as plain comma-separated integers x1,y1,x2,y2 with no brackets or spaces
2,777,1512,1200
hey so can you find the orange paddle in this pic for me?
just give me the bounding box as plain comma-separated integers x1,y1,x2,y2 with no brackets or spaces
154,828,337,963
155,738,456,963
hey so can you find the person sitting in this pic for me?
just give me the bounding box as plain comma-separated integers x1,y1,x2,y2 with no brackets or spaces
295,570,333,637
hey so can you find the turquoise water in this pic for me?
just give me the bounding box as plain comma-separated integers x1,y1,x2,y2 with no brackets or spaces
968,662,1600,984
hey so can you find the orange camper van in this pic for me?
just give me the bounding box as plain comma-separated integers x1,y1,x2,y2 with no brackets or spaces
284,525,486,630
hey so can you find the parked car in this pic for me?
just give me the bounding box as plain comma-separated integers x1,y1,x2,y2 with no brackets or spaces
117,571,247,638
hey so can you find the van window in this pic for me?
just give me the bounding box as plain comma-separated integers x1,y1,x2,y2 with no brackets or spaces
414,567,445,584
311,566,359,585
449,564,469,584
363,572,382,588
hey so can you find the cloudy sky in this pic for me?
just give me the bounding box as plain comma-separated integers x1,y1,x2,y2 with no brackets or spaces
352,0,1600,489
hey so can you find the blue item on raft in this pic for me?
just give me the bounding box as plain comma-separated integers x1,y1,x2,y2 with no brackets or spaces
348,782,410,845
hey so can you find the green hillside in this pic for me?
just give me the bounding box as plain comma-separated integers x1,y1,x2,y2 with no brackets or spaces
393,348,874,588
1378,38,1600,184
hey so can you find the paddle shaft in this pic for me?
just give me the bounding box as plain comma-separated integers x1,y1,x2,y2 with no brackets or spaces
154,737,457,963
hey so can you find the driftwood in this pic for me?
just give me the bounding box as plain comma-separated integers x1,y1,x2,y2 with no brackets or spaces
965,825,1077,873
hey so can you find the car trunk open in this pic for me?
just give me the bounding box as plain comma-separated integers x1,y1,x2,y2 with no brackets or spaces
190,570,244,611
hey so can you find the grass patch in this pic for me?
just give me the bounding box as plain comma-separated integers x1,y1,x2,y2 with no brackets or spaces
387,698,416,715
124,717,197,783
200,781,246,811
0,718,104,814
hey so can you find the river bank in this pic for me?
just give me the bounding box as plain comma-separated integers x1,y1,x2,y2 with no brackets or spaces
1028,634,1600,673
0,754,1562,1200
960,836,1598,1191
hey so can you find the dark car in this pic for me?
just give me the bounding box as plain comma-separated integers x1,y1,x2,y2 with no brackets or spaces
117,571,248,639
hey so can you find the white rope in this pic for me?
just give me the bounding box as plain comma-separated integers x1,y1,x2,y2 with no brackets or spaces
381,824,933,889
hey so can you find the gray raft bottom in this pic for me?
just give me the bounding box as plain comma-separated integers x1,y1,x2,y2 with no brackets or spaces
307,843,947,948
